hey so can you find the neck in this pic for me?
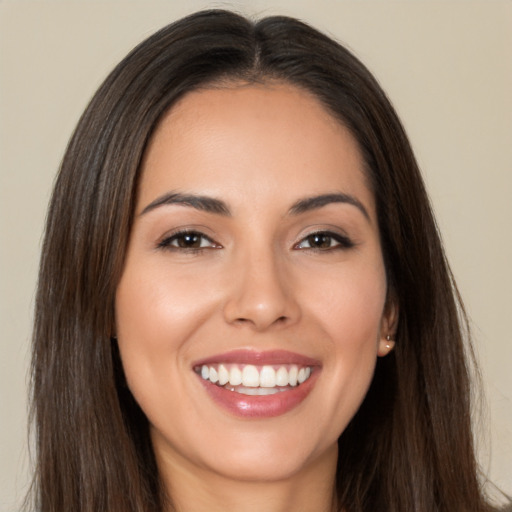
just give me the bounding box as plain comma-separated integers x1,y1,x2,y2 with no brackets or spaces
157,444,338,512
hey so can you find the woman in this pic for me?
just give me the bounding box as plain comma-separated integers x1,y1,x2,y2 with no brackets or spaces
28,9,505,512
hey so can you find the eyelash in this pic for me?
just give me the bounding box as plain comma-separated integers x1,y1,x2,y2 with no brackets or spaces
157,229,354,253
157,230,220,252
293,231,354,251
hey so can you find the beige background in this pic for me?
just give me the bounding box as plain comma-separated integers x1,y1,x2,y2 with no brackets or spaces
1,1,511,509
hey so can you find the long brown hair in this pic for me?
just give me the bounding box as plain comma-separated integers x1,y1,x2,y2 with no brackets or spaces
29,9,500,511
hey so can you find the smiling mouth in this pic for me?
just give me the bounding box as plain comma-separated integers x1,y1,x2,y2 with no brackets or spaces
195,363,313,395
192,349,320,417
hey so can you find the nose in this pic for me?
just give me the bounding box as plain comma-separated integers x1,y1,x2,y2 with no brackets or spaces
223,249,301,331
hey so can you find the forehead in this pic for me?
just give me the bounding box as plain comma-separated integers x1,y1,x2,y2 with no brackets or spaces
138,83,375,219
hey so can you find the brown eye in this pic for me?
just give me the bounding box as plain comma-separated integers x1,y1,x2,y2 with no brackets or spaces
295,231,354,251
307,233,333,249
176,233,202,248
157,231,219,251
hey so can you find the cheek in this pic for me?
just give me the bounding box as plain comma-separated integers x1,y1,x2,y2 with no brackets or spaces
116,261,219,344
301,261,387,424
307,259,387,345
114,263,220,398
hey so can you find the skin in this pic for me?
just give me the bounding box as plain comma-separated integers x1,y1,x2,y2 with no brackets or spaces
115,82,397,512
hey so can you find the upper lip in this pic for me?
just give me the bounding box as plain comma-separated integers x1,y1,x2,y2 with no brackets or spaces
193,349,321,368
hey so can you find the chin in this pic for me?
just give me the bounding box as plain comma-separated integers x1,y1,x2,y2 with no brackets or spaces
152,419,339,486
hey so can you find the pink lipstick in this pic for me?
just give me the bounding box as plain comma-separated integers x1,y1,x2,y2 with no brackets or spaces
193,349,321,418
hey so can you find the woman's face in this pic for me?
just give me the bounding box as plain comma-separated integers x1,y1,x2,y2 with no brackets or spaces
115,83,395,484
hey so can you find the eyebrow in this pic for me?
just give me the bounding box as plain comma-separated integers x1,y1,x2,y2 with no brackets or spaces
289,193,370,221
140,192,231,216
140,191,370,221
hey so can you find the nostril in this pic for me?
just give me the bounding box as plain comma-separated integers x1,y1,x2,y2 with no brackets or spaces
222,277,301,330
232,315,288,328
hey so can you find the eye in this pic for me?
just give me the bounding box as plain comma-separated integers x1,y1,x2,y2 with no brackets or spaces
294,231,354,251
157,230,220,251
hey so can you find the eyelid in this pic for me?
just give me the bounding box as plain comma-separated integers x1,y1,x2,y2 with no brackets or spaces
156,228,222,251
293,229,355,250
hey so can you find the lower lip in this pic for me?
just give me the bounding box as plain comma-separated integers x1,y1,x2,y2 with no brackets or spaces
197,371,319,418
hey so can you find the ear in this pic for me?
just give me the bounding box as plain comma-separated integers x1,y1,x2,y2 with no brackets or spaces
378,298,399,357
109,324,116,340
109,312,117,341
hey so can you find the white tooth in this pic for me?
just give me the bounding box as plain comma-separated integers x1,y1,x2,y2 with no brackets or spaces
236,386,280,396
297,367,306,384
218,364,229,385
305,367,311,380
240,386,258,395
242,365,259,387
201,365,209,380
289,365,298,386
229,365,242,386
259,365,276,387
275,366,289,386
209,366,218,383
256,387,280,395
